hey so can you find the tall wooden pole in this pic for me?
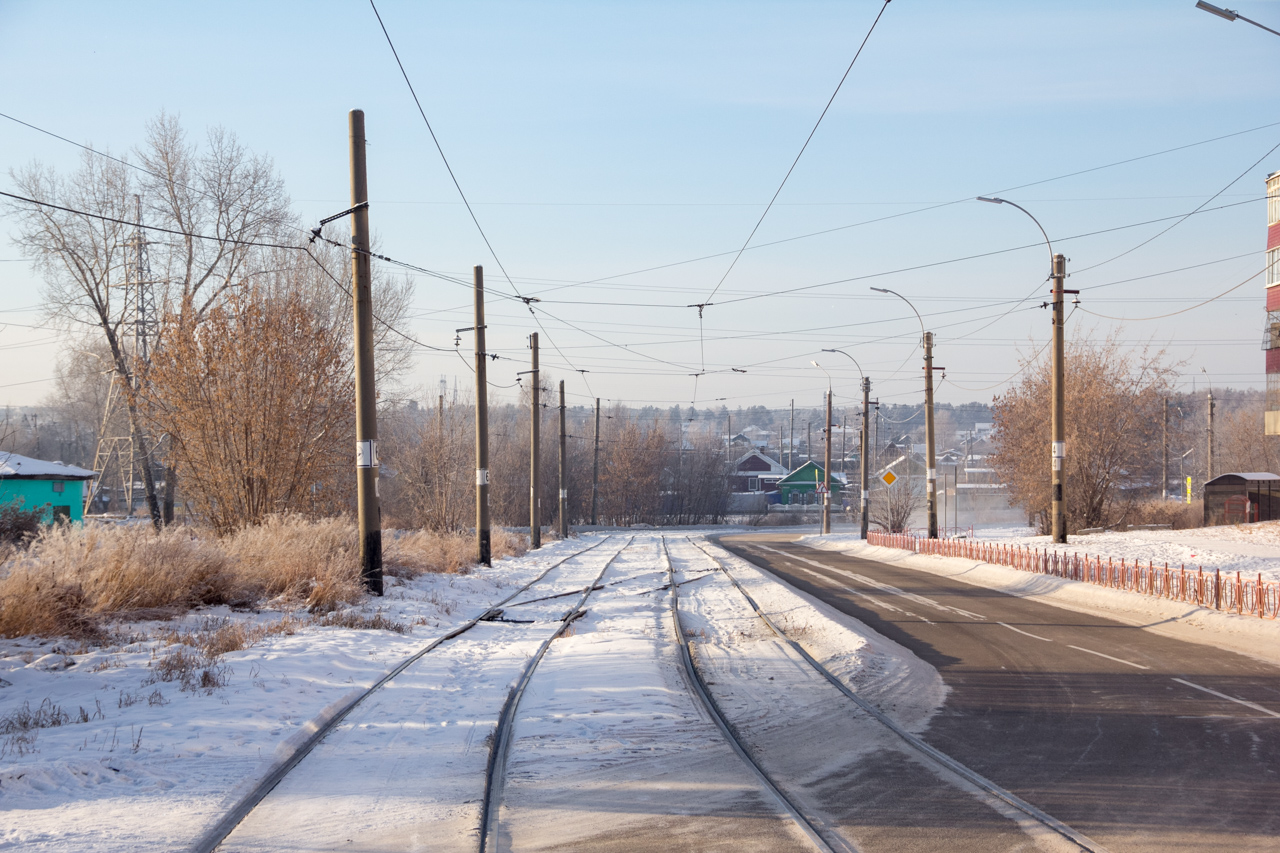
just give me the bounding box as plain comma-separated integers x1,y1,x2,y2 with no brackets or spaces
591,397,600,525
474,266,491,567
529,333,541,549
1162,398,1169,501
558,381,568,537
823,389,832,534
349,109,382,594
1207,390,1216,481
924,331,938,540
861,377,871,540
1050,253,1067,544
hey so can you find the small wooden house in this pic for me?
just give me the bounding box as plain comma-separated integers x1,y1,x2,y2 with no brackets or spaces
0,452,96,524
777,461,841,505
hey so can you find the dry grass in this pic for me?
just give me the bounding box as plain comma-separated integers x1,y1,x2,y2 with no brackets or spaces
224,515,362,612
0,516,529,641
1126,499,1204,531
384,527,528,578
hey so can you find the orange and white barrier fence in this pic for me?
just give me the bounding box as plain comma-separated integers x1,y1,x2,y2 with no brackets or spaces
865,531,1279,620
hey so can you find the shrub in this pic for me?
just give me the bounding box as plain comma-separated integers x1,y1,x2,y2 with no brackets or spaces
0,499,45,547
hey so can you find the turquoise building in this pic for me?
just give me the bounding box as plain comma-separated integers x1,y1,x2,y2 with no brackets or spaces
0,452,97,524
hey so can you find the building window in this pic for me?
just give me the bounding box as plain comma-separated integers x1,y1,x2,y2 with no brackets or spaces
748,477,760,492
52,481,65,494
1268,248,1280,288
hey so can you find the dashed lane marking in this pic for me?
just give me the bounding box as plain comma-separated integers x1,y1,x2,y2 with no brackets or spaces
1067,645,1150,670
1173,677,1280,719
998,622,1054,642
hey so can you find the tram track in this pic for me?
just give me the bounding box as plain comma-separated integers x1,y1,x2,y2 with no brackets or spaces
192,534,625,853
661,537,851,853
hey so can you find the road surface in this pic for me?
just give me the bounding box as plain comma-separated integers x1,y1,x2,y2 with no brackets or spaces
719,533,1280,853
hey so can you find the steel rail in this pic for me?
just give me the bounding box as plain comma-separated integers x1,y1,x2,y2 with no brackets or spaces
689,536,1111,853
191,535,617,853
478,535,636,853
660,537,849,853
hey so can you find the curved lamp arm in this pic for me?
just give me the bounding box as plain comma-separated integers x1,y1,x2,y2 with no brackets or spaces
976,196,1054,275
821,347,864,381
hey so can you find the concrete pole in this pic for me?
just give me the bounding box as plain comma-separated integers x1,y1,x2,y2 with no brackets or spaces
349,109,382,594
861,377,871,540
558,380,568,538
529,333,541,549
1050,253,1067,544
924,331,938,539
789,400,795,470
474,265,492,567
823,388,832,534
592,397,600,525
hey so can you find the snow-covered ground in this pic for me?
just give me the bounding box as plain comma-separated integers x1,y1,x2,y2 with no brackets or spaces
2,533,926,852
970,521,1280,583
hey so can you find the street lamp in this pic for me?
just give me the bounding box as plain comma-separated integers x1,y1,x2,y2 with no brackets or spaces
822,348,873,540
977,196,1071,545
811,360,834,535
1195,2,1280,37
869,287,940,538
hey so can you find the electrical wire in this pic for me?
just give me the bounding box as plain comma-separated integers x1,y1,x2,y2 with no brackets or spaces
1071,137,1280,274
365,0,596,399
701,0,892,309
1077,268,1265,322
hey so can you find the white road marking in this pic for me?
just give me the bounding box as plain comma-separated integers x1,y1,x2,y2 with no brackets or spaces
998,622,1053,642
1067,645,1150,670
1172,677,1280,719
758,544,985,621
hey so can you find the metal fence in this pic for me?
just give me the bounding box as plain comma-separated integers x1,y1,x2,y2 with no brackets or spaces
866,531,1279,620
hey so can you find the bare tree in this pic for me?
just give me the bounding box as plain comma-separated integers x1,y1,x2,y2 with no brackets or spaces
6,115,293,527
869,477,922,533
990,332,1178,532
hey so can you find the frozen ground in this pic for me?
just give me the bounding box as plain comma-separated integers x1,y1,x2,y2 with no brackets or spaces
1,533,928,852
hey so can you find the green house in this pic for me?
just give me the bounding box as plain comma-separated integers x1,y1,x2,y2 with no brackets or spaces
777,461,842,505
0,452,96,524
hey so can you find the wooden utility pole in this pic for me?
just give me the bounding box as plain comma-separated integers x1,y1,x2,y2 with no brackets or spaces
591,397,600,525
349,109,382,595
822,389,833,534
789,399,795,470
1162,398,1169,501
474,265,491,567
1207,390,1216,481
558,381,568,538
529,333,541,549
1049,253,1068,544
924,331,938,539
861,377,871,540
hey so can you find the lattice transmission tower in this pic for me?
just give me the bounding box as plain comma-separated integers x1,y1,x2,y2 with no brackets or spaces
84,196,163,517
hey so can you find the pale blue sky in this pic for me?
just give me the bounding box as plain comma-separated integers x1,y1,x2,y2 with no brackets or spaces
1,0,1278,416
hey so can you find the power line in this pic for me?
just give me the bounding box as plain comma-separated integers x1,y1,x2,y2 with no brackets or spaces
700,0,892,309
367,0,596,398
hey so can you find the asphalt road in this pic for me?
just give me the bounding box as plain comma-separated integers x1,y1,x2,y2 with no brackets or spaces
718,534,1280,853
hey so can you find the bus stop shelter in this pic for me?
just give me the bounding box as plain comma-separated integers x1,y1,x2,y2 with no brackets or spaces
1203,472,1280,526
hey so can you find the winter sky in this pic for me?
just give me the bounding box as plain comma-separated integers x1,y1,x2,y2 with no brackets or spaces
1,0,1278,415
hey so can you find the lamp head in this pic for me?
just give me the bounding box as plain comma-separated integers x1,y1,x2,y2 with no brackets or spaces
1196,1,1238,21
976,196,1005,204
870,287,889,294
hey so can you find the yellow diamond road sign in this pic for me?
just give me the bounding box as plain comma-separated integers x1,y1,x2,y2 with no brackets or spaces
881,470,897,487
